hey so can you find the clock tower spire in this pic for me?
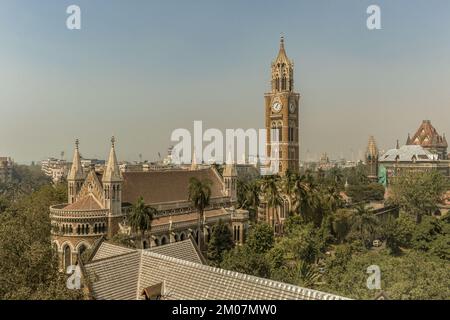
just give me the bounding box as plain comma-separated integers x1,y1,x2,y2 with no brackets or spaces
265,36,300,175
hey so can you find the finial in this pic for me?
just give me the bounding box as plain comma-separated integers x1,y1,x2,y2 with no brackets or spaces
396,139,400,149
280,33,285,49
75,139,79,150
111,136,115,148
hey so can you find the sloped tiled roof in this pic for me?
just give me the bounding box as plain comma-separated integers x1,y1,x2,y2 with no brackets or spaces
92,242,136,261
121,168,224,205
147,239,204,264
380,145,438,162
84,251,141,300
64,194,103,210
83,242,349,300
92,239,204,264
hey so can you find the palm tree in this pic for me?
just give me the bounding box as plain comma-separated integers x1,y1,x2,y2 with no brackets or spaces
188,177,212,250
350,204,379,247
129,196,156,248
260,176,282,232
239,180,260,222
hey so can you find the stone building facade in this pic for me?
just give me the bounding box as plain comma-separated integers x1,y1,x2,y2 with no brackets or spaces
50,138,249,271
265,36,300,176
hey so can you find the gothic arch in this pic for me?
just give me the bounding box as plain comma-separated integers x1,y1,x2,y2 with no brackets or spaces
76,241,90,254
62,243,73,272
52,240,60,253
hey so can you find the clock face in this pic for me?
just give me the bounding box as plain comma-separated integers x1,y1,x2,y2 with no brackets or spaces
272,101,282,113
289,102,296,113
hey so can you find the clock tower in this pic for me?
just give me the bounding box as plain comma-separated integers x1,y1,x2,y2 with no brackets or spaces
265,36,300,175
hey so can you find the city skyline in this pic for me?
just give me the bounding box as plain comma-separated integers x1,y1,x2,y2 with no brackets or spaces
1,0,450,163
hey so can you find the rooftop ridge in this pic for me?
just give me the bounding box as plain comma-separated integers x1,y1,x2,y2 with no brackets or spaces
139,250,349,300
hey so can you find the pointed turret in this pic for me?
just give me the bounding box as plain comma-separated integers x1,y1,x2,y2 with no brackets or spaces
406,133,411,145
68,139,84,181
271,35,294,92
102,137,123,237
275,35,291,65
102,136,122,183
67,139,85,204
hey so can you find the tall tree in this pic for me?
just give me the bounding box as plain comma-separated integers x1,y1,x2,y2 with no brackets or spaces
260,176,282,231
207,219,234,266
349,204,379,247
128,196,156,248
391,171,446,223
188,177,211,250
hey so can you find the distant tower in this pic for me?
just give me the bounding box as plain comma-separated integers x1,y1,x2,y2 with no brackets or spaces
265,36,300,175
102,137,123,237
191,149,198,170
223,151,237,202
67,139,84,204
366,136,379,182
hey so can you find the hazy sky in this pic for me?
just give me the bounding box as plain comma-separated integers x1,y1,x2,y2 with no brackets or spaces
1,0,450,164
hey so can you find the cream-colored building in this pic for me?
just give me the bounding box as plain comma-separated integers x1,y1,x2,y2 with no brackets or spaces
50,138,248,271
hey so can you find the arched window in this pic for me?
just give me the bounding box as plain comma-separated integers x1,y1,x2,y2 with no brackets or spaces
78,244,87,257
237,226,240,242
63,245,71,271
161,236,168,245
142,241,148,249
180,233,186,241
85,224,89,234
94,224,98,234
77,225,81,235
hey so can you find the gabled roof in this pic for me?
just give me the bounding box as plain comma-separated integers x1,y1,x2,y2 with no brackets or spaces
64,194,104,211
92,239,204,265
407,120,448,148
83,242,349,300
121,168,224,205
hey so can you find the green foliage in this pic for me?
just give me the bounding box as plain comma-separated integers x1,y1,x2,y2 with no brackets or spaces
0,184,82,300
110,233,136,249
0,164,51,202
391,170,447,223
346,183,385,203
207,220,234,266
128,196,156,248
332,209,353,243
246,223,274,254
320,249,450,300
411,215,446,253
220,246,271,279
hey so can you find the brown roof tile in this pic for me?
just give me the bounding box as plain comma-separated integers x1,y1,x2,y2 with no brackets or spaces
121,168,224,205
64,194,103,210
